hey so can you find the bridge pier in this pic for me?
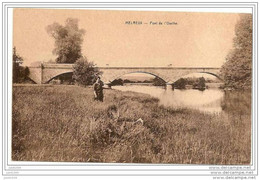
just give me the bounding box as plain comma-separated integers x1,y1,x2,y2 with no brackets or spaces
103,83,112,89
166,83,174,90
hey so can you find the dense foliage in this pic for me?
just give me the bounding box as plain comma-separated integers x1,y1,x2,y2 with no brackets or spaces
72,57,102,86
221,14,252,89
174,77,207,89
174,78,186,89
46,18,85,63
193,77,206,90
13,47,30,83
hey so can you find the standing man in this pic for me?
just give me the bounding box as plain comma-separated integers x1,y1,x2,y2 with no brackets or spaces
93,76,104,102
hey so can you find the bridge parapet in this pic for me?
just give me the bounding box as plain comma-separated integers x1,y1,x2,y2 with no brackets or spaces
42,63,74,69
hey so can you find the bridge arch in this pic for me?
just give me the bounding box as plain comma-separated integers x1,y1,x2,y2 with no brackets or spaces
108,71,167,84
46,72,74,84
24,76,37,84
199,72,222,80
102,69,171,84
170,71,223,84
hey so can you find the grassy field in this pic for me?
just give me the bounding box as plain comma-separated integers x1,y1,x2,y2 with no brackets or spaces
12,85,251,164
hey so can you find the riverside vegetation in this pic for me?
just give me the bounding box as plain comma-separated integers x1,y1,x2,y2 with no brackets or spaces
12,85,251,164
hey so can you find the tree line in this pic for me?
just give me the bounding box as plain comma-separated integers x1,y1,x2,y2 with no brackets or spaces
220,14,252,90
12,47,30,83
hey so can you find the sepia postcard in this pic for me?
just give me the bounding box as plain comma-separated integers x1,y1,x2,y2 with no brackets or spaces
1,2,258,179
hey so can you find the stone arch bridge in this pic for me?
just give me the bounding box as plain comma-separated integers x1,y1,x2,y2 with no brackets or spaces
27,63,221,86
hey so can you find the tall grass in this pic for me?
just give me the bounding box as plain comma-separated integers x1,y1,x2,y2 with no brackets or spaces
12,85,251,164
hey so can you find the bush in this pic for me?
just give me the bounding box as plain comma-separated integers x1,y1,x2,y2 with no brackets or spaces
153,77,165,86
111,78,124,86
193,77,206,90
174,78,187,89
72,57,102,86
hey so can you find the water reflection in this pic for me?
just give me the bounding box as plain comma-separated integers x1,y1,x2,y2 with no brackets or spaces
221,90,251,115
112,85,225,114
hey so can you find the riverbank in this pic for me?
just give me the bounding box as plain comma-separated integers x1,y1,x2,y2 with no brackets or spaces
12,85,251,164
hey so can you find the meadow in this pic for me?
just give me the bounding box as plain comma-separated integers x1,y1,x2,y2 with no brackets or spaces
12,85,251,164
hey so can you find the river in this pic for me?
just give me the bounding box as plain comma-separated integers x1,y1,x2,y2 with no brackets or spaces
112,85,251,114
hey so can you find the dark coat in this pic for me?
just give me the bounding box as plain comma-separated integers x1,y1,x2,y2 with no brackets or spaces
93,81,104,101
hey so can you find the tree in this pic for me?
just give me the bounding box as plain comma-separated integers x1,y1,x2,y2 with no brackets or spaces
221,14,252,89
13,47,29,83
46,18,85,63
174,78,187,89
192,77,206,90
123,79,133,83
72,57,102,86
198,77,206,89
111,78,124,86
13,47,22,83
152,77,165,86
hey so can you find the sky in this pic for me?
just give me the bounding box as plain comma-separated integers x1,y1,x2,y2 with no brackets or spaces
13,9,241,67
